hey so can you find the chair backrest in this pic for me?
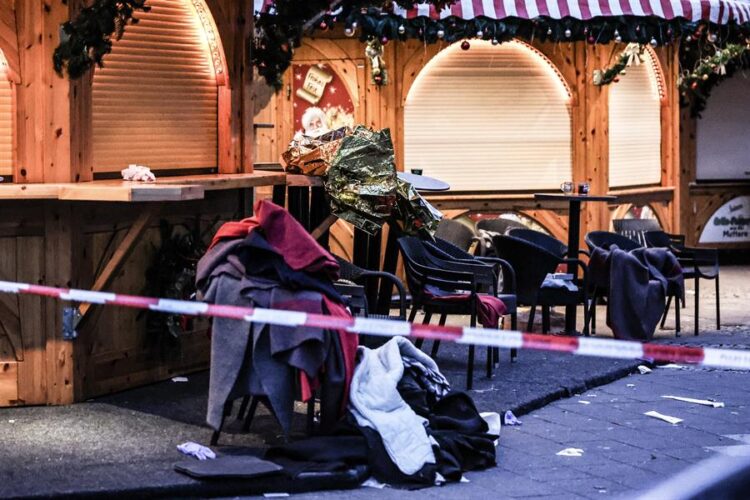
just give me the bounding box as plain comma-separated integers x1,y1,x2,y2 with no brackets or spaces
477,218,527,235
612,218,661,247
430,237,474,260
434,219,476,252
644,230,685,249
492,235,561,305
585,231,641,253
508,228,567,258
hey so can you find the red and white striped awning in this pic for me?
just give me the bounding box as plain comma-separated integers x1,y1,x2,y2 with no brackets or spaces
392,0,750,25
254,0,750,25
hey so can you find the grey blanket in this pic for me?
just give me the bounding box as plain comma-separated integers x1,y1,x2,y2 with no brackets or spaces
589,246,683,341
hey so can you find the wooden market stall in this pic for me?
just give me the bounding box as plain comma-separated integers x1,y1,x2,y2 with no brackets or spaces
255,27,682,254
0,0,290,407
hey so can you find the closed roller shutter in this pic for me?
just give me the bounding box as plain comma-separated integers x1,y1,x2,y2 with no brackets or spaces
405,40,572,191
93,0,218,173
0,78,11,177
609,48,662,188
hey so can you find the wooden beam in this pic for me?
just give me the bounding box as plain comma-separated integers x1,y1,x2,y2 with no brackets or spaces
79,206,158,319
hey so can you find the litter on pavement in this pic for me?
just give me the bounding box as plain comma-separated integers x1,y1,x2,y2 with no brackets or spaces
504,410,522,426
176,442,216,460
638,365,653,374
578,400,591,405
662,395,725,408
644,411,683,425
556,448,584,457
171,377,189,383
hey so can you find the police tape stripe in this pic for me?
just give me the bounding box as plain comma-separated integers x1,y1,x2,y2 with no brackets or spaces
1,279,749,371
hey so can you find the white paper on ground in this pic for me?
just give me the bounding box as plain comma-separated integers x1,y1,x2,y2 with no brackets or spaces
662,395,725,408
460,476,470,483
171,376,189,383
658,363,684,369
361,477,387,489
503,410,522,426
556,448,584,457
638,365,653,374
263,494,290,498
644,410,683,425
627,384,636,387
176,441,216,460
578,400,591,405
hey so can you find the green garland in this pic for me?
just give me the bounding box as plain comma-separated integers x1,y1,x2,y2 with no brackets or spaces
678,42,750,116
593,43,645,85
53,0,150,79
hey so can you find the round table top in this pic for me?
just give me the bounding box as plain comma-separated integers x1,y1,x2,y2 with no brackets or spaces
398,172,450,192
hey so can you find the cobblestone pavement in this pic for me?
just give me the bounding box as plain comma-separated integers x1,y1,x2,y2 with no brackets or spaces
284,364,750,499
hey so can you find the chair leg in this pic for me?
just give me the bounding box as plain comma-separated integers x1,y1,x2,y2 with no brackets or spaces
242,396,261,432
675,294,681,337
715,274,721,330
694,276,700,336
408,306,418,323
416,311,432,349
590,291,598,336
211,400,233,445
510,313,518,362
236,396,250,422
526,305,537,332
306,397,316,436
466,312,476,391
430,314,447,358
542,306,550,334
661,295,673,330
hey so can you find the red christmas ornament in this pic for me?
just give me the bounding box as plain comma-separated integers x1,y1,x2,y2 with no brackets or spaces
690,81,699,90
381,36,389,44
461,40,471,50
587,35,595,44
319,21,327,30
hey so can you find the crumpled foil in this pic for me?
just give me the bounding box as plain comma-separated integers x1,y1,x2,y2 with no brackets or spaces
280,127,351,176
325,125,441,236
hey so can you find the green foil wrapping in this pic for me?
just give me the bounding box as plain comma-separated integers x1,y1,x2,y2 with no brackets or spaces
325,125,441,235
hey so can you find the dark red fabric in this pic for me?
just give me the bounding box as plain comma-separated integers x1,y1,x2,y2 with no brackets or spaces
300,296,359,407
424,290,506,329
209,200,340,280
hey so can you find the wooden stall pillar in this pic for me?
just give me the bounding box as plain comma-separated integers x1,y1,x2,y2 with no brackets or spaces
43,202,85,404
15,0,92,184
579,44,610,242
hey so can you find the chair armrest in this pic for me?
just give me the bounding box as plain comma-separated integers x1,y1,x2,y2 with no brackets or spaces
561,258,589,298
352,270,408,319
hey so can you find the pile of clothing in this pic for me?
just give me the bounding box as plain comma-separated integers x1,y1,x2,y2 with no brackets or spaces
196,200,358,434
589,245,684,340
266,336,498,487
194,200,497,490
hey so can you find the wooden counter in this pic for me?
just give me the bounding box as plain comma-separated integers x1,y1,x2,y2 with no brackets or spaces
0,171,288,202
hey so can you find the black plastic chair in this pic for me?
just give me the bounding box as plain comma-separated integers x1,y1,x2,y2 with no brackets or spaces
425,237,519,363
399,236,500,390
477,218,527,235
435,218,479,252
508,228,566,258
334,256,407,321
644,230,720,336
613,218,661,247
493,235,590,336
585,231,683,336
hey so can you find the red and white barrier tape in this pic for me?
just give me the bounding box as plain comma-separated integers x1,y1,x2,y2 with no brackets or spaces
1,279,748,370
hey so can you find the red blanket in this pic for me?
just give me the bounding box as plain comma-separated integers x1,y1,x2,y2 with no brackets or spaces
210,200,339,280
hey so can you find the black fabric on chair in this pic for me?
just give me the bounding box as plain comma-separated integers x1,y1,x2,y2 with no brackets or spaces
399,236,500,390
613,218,662,247
644,230,720,336
435,219,478,252
585,231,683,337
424,237,519,363
493,235,590,336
